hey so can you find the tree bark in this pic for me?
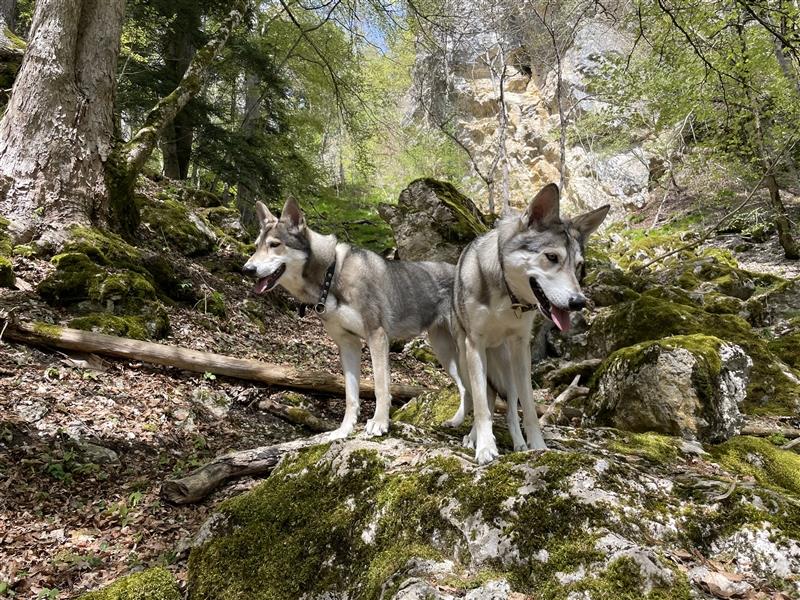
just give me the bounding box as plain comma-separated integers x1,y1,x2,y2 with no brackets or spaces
765,173,800,259
2,319,428,401
160,6,201,180
237,72,261,231
0,0,125,245
0,0,15,31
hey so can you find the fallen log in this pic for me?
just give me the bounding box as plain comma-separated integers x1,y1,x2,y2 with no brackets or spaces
1,320,427,401
161,433,329,504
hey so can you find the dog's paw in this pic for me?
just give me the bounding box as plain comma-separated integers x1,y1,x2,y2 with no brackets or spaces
526,433,548,451
365,418,389,437
443,415,464,429
475,444,500,465
513,441,529,452
326,424,354,441
462,430,476,449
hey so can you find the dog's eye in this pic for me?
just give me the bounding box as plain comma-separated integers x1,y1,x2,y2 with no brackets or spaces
269,241,281,248
545,253,559,263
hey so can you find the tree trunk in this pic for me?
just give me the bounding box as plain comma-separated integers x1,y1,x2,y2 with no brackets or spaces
0,0,125,246
765,173,800,259
237,72,261,231
122,3,246,185
0,0,15,31
160,6,200,180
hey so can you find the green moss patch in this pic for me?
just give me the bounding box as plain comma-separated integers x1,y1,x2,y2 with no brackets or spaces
609,432,681,464
78,567,179,600
393,387,462,429
768,332,800,370
585,295,799,415
38,253,105,305
69,312,168,340
711,436,800,497
140,196,215,256
0,256,13,288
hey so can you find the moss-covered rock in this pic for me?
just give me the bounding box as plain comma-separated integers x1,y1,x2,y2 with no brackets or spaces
768,331,800,370
711,436,800,497
587,335,751,442
78,566,180,600
69,310,169,340
189,437,697,599
378,178,491,262
584,295,800,415
139,196,216,256
38,253,105,305
187,430,800,598
393,387,462,429
0,256,13,288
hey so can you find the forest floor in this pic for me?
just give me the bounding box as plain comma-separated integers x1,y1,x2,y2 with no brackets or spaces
1,193,799,599
0,244,449,599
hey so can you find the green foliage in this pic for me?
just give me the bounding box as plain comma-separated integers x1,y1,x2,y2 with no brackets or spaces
581,0,800,193
78,567,180,600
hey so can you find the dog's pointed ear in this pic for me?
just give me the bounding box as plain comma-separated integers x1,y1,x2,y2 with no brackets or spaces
572,204,610,239
525,183,561,229
280,197,305,230
255,201,277,225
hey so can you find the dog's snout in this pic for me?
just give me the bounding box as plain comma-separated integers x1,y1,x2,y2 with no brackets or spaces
568,294,586,310
242,264,257,277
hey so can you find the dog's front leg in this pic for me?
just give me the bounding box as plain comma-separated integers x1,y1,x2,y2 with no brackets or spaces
497,343,526,451
329,334,362,440
465,336,498,464
510,336,547,450
365,328,391,436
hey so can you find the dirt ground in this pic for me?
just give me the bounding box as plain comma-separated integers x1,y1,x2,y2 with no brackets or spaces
0,249,449,599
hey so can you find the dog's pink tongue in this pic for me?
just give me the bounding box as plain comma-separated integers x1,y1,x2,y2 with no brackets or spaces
550,306,572,332
253,279,270,294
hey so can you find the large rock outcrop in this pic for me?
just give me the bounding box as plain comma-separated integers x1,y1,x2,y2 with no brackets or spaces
586,335,751,442
379,178,490,262
186,395,800,599
410,7,647,217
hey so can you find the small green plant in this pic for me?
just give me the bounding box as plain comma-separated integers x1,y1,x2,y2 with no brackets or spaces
203,371,216,381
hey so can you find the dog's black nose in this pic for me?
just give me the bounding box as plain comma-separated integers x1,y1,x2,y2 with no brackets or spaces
568,294,586,310
242,264,257,277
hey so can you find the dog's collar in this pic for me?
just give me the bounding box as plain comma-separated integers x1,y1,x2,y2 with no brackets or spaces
314,261,336,314
298,261,336,317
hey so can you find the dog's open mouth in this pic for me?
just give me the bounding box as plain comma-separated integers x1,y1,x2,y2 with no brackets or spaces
529,277,572,332
253,264,286,294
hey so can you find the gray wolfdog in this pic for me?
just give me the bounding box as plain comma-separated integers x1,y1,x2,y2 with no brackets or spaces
452,183,609,464
243,198,467,440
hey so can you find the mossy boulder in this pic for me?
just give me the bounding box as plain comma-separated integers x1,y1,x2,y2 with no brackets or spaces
38,253,105,305
587,335,751,442
0,256,13,288
710,436,800,496
78,566,180,600
69,309,169,340
378,178,491,262
0,217,14,287
188,431,800,598
584,295,800,415
139,196,216,256
768,331,800,370
393,387,462,429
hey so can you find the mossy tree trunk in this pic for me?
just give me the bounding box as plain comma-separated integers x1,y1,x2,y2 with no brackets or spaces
0,0,124,246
